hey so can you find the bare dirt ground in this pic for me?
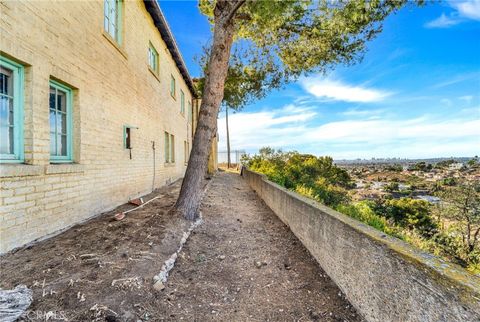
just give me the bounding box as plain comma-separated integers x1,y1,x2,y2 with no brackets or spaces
1,172,362,321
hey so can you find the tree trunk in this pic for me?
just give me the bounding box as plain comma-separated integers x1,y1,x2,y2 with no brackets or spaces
226,106,231,168
173,0,242,220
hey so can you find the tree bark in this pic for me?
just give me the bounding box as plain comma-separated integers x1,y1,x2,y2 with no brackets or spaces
173,0,243,220
226,106,231,168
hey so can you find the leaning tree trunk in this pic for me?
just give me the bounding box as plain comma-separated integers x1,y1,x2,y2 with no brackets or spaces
226,106,231,168
173,0,243,220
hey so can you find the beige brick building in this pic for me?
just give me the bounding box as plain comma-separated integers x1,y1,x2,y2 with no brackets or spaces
0,0,213,253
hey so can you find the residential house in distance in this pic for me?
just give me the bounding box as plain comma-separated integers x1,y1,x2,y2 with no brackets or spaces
0,0,215,253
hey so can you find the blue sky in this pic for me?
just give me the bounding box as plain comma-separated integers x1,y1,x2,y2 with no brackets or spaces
161,0,480,159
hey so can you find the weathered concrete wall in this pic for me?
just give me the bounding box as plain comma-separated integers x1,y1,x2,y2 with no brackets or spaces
242,169,480,322
0,0,194,253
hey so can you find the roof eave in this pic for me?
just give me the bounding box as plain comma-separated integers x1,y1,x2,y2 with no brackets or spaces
143,0,198,98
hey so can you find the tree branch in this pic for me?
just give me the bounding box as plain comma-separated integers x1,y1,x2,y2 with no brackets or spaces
226,0,246,23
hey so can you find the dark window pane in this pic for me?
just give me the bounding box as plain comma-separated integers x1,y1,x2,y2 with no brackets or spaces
57,91,66,112
0,67,13,96
49,87,56,110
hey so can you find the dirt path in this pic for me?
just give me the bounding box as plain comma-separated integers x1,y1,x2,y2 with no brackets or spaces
163,172,361,321
0,172,362,321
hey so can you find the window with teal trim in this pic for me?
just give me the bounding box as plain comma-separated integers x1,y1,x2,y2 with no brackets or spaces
170,75,176,98
49,81,73,162
104,0,122,44
188,101,192,123
164,131,170,163
0,57,24,162
180,90,185,115
148,43,159,74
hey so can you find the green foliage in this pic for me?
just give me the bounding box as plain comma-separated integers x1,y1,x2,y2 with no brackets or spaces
385,164,403,172
336,201,401,238
197,0,423,110
244,147,351,207
408,161,432,172
232,0,422,76
374,198,437,237
434,159,456,169
440,177,457,186
384,182,399,192
437,184,480,264
467,156,478,167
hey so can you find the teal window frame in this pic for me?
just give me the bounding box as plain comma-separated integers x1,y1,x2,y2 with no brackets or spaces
0,56,24,163
49,80,73,163
104,0,123,45
170,134,175,163
164,131,170,163
170,75,176,98
123,124,137,149
148,43,159,74
187,101,192,123
180,90,185,115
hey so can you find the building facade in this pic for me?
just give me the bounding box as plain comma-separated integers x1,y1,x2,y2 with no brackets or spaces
0,0,208,253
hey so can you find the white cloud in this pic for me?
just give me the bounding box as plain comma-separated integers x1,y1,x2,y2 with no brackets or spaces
341,108,385,117
218,105,480,159
301,77,391,103
451,0,480,20
424,13,462,28
430,72,480,89
459,95,474,103
218,105,317,152
425,0,480,28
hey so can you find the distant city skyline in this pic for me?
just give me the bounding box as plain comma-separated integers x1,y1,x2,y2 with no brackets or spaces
161,0,480,159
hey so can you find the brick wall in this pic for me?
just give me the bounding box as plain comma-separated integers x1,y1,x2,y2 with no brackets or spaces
0,0,196,253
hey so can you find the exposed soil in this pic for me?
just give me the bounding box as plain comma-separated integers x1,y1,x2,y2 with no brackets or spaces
1,172,362,322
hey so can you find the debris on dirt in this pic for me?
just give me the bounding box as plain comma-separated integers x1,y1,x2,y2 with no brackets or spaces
113,212,125,221
90,304,118,320
129,198,144,206
218,255,226,260
254,260,267,268
153,280,165,291
152,215,203,289
77,292,86,302
0,285,32,322
111,277,142,290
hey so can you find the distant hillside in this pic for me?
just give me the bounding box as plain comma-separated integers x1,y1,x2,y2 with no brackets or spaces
334,157,473,165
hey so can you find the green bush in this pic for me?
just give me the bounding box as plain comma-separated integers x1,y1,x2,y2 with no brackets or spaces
375,198,437,237
336,202,400,237
244,147,351,207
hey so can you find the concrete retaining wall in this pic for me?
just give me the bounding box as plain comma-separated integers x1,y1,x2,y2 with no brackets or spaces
242,169,480,322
